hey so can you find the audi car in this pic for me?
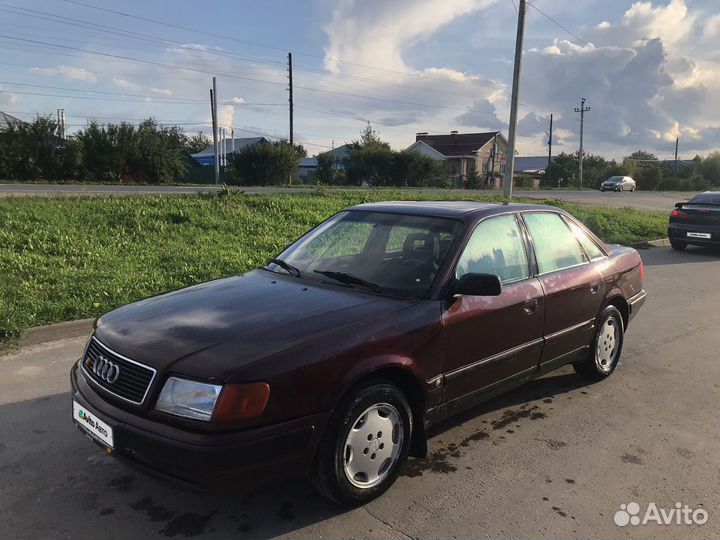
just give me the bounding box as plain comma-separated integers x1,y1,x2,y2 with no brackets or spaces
600,176,637,192
71,201,646,505
668,191,720,250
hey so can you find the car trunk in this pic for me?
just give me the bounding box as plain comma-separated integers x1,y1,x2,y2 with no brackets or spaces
673,203,720,226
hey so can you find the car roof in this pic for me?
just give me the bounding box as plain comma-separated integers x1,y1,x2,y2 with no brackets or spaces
348,200,562,220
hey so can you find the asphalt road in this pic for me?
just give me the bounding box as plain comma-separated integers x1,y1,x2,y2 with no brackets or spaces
0,183,694,211
1,246,719,539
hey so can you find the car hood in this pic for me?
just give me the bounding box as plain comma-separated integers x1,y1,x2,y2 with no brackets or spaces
93,270,416,380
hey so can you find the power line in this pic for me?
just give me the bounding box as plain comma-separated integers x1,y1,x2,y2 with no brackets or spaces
61,0,458,80
0,5,486,104
0,34,485,114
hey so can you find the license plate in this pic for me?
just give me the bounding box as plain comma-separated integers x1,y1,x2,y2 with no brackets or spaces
687,232,711,239
73,400,113,448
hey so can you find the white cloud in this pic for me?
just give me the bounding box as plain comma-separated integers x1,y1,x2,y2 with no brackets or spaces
30,65,98,83
0,84,19,108
323,0,497,73
150,88,173,96
111,78,142,92
514,0,720,158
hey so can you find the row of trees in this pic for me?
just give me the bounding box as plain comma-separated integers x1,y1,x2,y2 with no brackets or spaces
546,150,720,191
229,123,451,187
0,116,210,183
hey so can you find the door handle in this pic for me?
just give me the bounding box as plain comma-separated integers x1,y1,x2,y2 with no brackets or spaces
590,283,599,294
523,299,538,314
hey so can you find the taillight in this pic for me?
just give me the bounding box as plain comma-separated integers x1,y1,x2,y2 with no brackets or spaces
671,209,686,219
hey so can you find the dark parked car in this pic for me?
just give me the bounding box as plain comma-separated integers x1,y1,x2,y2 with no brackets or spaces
600,176,637,192
668,191,720,250
71,202,646,505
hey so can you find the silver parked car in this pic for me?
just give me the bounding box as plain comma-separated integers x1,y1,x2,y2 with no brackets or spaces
600,176,637,192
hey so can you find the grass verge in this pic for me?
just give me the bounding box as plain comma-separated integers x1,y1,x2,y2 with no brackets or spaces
0,189,667,344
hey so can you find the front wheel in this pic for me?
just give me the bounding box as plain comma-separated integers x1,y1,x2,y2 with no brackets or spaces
574,305,624,382
311,382,412,505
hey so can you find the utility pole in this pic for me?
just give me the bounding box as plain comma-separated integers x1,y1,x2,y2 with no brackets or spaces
674,136,679,172
231,128,235,155
287,52,294,146
503,0,527,198
574,97,590,189
547,113,553,172
287,52,294,185
490,134,497,187
211,77,219,185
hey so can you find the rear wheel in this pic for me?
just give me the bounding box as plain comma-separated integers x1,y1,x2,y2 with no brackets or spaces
311,382,412,506
574,306,624,382
670,240,687,250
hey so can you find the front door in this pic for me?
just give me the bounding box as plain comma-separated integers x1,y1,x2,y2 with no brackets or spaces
521,212,606,367
442,213,545,403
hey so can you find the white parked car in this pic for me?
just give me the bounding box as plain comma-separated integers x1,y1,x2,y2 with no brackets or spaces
600,176,637,192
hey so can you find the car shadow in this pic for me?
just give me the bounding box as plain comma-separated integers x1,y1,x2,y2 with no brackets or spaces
639,245,720,267
427,368,585,440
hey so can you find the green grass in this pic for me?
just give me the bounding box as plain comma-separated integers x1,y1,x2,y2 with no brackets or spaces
0,189,667,344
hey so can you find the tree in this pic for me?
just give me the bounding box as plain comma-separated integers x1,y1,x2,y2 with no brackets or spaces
701,152,720,185
315,152,336,184
346,123,394,186
391,150,450,187
228,140,304,185
545,152,577,187
626,150,657,161
184,132,212,154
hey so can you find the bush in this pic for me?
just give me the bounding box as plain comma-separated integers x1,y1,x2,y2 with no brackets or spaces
228,140,305,185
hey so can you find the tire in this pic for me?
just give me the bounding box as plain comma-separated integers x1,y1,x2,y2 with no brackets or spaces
574,305,624,382
311,381,413,506
670,240,687,250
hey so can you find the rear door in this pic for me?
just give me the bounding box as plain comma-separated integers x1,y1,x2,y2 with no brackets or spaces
442,213,545,402
521,211,606,368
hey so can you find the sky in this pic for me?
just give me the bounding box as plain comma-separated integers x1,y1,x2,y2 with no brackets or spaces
1,0,719,160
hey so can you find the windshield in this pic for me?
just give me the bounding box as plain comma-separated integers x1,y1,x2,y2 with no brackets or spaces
268,210,463,298
606,176,624,183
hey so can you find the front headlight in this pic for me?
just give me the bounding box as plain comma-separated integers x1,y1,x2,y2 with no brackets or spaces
155,377,222,421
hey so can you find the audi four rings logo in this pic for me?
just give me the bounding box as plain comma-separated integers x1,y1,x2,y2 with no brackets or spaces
91,355,121,384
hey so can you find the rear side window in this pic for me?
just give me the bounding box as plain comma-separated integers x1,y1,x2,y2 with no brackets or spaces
523,212,587,273
566,220,605,260
455,214,529,284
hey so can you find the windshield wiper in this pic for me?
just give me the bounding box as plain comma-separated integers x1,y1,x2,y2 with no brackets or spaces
313,270,382,293
268,258,302,277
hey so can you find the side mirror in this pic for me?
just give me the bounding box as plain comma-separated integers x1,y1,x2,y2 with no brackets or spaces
453,273,502,297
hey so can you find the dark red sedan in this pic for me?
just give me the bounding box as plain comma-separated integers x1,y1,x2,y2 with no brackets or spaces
71,201,646,505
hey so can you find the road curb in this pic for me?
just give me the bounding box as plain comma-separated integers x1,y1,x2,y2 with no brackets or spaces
631,238,670,249
21,318,94,347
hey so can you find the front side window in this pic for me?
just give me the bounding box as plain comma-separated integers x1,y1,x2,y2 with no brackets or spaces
455,214,529,284
273,211,463,298
523,212,587,273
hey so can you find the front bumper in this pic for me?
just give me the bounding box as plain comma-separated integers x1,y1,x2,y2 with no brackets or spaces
70,362,329,487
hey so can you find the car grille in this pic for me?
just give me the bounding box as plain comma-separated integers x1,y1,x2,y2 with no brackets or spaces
82,337,156,404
